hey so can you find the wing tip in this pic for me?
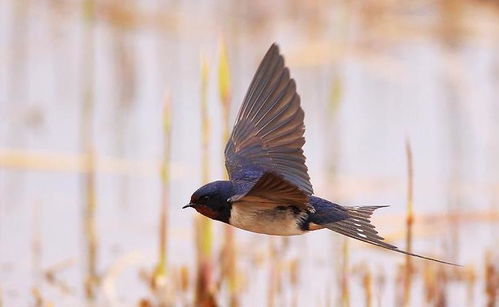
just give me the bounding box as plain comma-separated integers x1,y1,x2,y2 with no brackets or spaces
267,43,283,61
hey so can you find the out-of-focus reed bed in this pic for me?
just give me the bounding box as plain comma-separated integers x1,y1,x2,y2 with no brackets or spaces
1,1,499,306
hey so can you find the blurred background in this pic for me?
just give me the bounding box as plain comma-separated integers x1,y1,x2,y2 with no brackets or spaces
1,0,498,306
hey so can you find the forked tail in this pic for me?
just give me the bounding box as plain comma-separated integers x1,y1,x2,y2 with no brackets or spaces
325,205,460,266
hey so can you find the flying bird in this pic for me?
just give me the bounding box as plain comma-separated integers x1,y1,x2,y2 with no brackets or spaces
184,43,457,266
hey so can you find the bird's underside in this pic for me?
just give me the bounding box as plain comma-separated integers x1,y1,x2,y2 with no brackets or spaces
229,195,459,266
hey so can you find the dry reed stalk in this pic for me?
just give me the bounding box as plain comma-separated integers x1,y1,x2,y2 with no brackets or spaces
194,54,216,306
340,238,350,307
83,150,97,300
218,39,238,307
326,70,344,307
151,93,172,305
403,140,414,307
80,0,98,300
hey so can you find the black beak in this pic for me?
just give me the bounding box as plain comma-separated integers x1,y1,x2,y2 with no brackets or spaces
182,203,194,209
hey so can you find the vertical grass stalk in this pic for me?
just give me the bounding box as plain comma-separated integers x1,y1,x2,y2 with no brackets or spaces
81,0,98,300
218,39,238,307
340,238,350,307
195,55,215,305
152,93,172,300
403,139,414,307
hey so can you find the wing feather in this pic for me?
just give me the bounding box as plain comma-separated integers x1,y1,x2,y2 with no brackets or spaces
229,172,311,210
225,44,312,198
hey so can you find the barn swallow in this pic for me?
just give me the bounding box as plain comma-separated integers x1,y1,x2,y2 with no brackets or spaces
184,43,457,266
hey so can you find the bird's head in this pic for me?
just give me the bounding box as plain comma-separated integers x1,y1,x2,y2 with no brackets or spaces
183,181,233,223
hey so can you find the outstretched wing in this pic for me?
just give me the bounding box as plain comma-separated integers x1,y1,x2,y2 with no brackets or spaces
224,43,313,196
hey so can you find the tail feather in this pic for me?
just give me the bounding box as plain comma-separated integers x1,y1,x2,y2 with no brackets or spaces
326,205,460,266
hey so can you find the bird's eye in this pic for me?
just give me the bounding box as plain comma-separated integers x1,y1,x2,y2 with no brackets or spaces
202,196,209,200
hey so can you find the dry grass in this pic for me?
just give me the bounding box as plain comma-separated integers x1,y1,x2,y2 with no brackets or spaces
218,38,240,307
81,0,98,300
403,140,414,307
195,54,216,305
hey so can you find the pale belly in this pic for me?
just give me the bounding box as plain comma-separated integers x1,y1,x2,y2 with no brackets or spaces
229,203,307,236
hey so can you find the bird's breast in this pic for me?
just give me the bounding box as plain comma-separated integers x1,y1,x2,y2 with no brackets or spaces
229,203,307,236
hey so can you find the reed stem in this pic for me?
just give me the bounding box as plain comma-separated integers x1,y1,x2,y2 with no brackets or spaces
403,139,414,307
340,238,350,307
152,94,172,302
195,54,215,305
218,39,238,307
81,0,97,300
